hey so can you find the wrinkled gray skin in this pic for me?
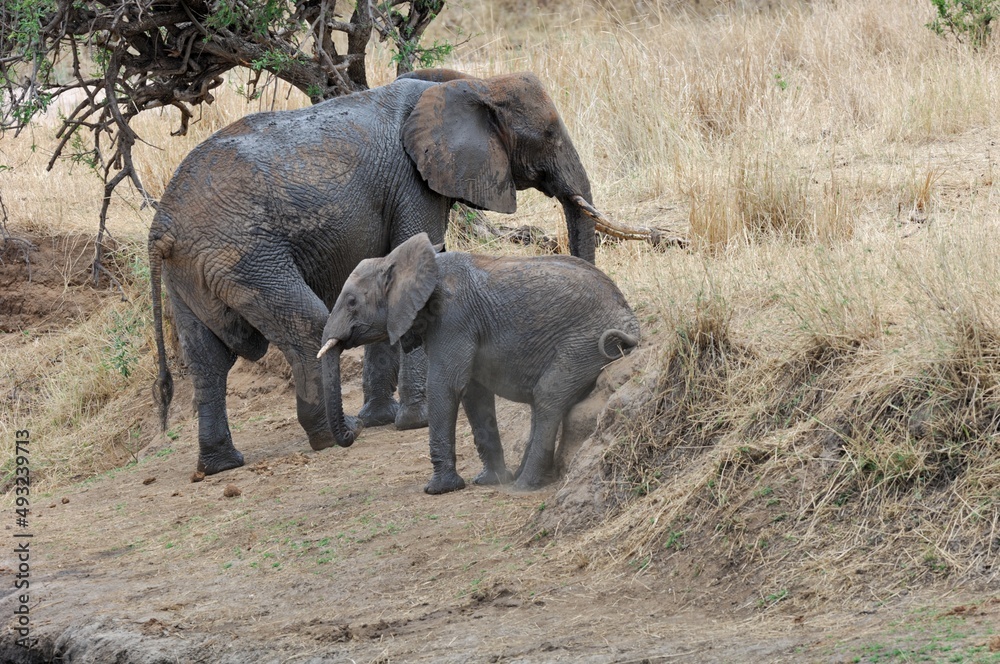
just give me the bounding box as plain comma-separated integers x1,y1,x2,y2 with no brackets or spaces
148,71,608,476
319,234,640,493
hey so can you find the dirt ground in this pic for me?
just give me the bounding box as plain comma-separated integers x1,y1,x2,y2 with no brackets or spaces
2,238,998,663
0,234,116,334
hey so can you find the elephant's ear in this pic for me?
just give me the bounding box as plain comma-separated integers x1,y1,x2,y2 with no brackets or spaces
402,80,517,214
385,233,440,346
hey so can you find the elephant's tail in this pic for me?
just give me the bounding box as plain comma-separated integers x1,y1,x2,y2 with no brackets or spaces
598,328,639,361
149,228,174,432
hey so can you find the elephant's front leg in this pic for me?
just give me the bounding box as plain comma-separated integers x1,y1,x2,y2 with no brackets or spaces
424,363,468,495
396,345,429,430
173,298,243,475
462,381,512,486
234,277,360,450
358,342,400,427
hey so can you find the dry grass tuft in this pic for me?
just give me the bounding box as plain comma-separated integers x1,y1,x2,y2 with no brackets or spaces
580,232,1000,604
582,322,1000,604
686,147,855,250
602,293,745,502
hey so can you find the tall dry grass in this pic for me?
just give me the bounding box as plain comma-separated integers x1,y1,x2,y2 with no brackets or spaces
584,217,1000,599
2,0,1000,597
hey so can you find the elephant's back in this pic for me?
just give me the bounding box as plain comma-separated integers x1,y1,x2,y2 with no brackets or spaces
161,80,429,208
192,79,430,161
156,81,431,258
444,252,637,345
445,252,639,403
473,253,632,313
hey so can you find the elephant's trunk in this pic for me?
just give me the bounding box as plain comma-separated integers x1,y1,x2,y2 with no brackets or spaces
319,342,357,448
561,196,597,264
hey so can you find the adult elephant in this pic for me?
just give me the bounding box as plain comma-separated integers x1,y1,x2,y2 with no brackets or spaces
149,70,621,475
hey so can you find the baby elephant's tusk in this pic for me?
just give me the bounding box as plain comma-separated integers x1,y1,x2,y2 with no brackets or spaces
317,338,338,359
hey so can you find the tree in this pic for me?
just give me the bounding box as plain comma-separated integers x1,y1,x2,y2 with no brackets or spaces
1,0,679,280
0,0,450,283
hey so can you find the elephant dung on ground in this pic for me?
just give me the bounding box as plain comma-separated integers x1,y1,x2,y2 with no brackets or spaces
148,70,628,476
318,233,641,494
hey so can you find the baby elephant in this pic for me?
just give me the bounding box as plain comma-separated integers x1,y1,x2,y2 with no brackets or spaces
318,233,640,494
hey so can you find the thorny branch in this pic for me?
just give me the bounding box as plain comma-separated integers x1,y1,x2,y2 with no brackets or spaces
0,1,447,284
370,0,447,75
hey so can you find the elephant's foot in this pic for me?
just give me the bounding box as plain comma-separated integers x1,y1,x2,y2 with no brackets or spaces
395,401,428,431
197,446,245,476
512,471,554,492
308,431,337,451
473,466,513,486
358,397,399,427
424,471,466,495
307,415,362,451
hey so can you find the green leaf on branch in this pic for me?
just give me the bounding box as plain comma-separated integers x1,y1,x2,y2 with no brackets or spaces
927,0,998,48
250,49,300,73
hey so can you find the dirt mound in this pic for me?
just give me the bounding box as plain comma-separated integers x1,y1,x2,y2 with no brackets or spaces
532,347,659,537
3,352,995,661
537,310,1000,618
0,234,125,332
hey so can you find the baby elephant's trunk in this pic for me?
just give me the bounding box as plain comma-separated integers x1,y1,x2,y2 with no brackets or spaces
598,329,640,361
319,343,359,447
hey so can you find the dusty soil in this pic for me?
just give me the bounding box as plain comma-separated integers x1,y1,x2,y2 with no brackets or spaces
0,234,119,334
2,240,998,663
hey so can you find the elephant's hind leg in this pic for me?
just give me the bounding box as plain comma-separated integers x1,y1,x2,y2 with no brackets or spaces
172,296,243,475
512,404,563,491
514,350,606,490
462,380,512,486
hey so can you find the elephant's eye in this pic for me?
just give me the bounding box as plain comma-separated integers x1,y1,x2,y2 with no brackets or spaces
346,295,357,308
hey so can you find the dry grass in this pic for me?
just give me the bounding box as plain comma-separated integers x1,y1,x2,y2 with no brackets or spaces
581,220,1000,602
3,0,1000,604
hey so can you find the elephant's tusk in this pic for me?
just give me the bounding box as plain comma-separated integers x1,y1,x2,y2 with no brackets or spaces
570,195,689,249
317,338,338,359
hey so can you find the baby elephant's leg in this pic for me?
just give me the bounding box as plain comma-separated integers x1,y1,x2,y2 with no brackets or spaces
513,404,563,490
462,381,512,485
423,360,470,495
515,355,601,490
